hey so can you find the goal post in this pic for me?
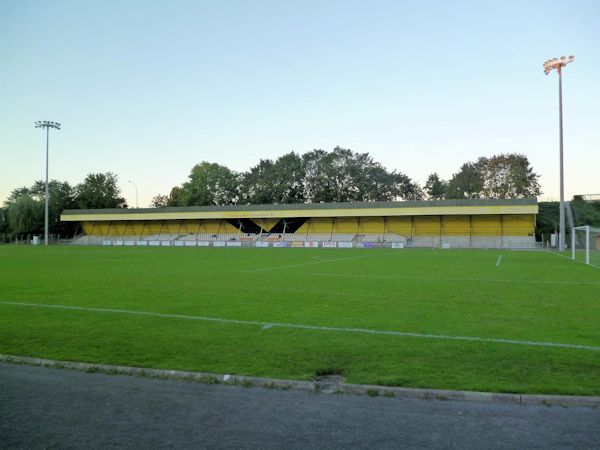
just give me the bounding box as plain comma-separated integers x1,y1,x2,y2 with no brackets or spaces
572,226,600,266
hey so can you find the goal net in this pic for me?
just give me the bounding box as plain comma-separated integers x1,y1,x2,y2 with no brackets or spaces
571,226,600,266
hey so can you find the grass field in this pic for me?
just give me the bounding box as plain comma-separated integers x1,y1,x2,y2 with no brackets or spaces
572,249,600,267
1,245,599,395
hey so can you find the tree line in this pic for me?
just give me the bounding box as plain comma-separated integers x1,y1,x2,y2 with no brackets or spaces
153,147,542,207
1,146,551,239
1,173,125,239
537,197,600,238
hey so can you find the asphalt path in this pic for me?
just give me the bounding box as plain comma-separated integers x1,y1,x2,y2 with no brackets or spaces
1,362,599,449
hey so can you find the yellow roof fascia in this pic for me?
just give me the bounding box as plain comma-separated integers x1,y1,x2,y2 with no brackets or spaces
62,204,538,222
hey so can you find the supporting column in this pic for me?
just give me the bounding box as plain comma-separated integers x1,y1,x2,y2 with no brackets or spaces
330,217,335,241
158,220,164,240
105,221,112,240
177,219,183,240
500,215,504,248
469,215,472,247
383,216,388,242
87,221,97,244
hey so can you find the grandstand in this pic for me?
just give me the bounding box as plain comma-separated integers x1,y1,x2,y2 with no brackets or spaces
61,198,538,248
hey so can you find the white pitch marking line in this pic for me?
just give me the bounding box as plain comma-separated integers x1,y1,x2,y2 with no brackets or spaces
1,301,599,352
243,253,379,273
550,250,600,269
496,255,502,267
299,272,600,286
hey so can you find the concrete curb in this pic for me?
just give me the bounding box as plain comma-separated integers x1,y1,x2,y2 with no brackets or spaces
1,354,599,408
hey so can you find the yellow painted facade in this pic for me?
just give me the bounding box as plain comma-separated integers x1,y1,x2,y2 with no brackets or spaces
79,214,535,238
69,200,537,240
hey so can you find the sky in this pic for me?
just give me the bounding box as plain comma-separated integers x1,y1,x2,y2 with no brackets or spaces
1,0,599,207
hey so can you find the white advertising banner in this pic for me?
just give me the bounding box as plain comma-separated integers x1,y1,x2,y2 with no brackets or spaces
161,241,171,246
226,241,242,247
213,241,226,247
391,242,405,249
338,242,353,248
174,241,185,246
322,242,337,248
197,241,210,247
114,240,124,246
255,242,269,248
184,241,197,247
137,240,148,246
304,242,319,248
124,241,135,246
149,241,161,246
102,240,112,246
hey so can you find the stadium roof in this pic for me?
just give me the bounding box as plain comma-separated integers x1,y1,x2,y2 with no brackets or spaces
61,198,538,222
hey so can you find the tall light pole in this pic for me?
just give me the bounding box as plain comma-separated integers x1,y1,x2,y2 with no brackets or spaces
544,55,574,252
128,180,139,208
34,121,61,246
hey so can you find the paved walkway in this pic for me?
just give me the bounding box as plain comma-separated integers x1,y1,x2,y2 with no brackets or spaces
1,362,599,449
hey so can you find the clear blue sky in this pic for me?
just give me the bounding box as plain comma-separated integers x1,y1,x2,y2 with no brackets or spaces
1,0,598,207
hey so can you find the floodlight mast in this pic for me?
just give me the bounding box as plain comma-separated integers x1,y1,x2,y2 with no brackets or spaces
543,55,574,252
34,121,61,246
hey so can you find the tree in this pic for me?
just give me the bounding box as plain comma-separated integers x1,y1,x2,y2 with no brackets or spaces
150,194,169,208
301,147,421,202
163,148,422,206
393,173,424,200
446,160,485,199
169,162,239,206
3,181,78,237
536,199,600,239
302,149,332,203
424,173,448,200
0,207,10,240
239,158,278,204
6,195,44,235
480,153,541,199
76,172,127,209
5,187,31,204
447,154,541,200
270,152,306,203
30,180,78,236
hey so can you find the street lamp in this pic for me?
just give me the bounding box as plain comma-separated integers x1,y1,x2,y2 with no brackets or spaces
34,121,61,246
128,180,139,208
543,55,574,252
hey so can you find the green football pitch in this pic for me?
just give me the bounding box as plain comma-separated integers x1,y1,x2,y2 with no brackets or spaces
1,245,599,395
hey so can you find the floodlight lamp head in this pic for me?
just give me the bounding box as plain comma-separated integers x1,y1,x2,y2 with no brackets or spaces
34,120,61,130
543,55,575,75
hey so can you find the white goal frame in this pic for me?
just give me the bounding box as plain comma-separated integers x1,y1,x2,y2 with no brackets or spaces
571,225,600,265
